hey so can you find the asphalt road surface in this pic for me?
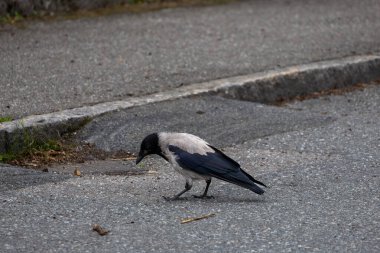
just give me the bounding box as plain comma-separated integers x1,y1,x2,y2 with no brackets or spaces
1,0,380,118
1,83,379,252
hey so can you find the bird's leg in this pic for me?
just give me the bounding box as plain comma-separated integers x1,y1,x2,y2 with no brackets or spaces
163,180,192,201
193,179,214,199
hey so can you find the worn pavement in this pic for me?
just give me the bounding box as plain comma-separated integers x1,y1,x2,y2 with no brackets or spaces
1,84,379,252
1,1,379,252
1,0,380,118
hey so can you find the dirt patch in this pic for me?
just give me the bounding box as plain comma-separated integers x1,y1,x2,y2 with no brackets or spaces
7,139,136,170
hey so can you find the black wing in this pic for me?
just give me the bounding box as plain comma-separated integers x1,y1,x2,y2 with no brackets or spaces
168,145,266,194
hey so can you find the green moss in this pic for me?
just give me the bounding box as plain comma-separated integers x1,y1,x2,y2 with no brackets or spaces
0,153,17,162
0,116,13,123
0,11,24,25
0,122,61,163
0,135,63,163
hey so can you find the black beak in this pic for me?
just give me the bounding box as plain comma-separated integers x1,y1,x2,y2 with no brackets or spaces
136,154,144,165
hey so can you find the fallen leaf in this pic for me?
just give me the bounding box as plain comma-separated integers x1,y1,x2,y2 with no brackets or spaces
181,213,216,224
92,224,109,236
74,168,81,177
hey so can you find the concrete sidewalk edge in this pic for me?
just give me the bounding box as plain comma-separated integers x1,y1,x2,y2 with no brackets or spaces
1,54,380,153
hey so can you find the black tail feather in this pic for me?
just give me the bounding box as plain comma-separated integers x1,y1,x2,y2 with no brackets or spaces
241,169,267,188
245,182,265,195
230,179,265,195
210,172,266,195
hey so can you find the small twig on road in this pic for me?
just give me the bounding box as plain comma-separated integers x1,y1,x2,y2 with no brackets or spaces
109,157,137,161
181,213,216,224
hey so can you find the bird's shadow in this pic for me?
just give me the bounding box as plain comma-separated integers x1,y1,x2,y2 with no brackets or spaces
162,195,267,204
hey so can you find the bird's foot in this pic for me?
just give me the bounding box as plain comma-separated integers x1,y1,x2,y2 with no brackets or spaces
192,195,214,199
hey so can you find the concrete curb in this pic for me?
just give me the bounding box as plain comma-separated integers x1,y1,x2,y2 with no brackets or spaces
1,54,380,153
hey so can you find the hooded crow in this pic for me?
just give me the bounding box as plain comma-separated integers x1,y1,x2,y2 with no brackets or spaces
136,132,267,200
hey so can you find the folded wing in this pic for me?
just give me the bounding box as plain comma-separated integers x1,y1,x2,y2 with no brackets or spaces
168,145,266,194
